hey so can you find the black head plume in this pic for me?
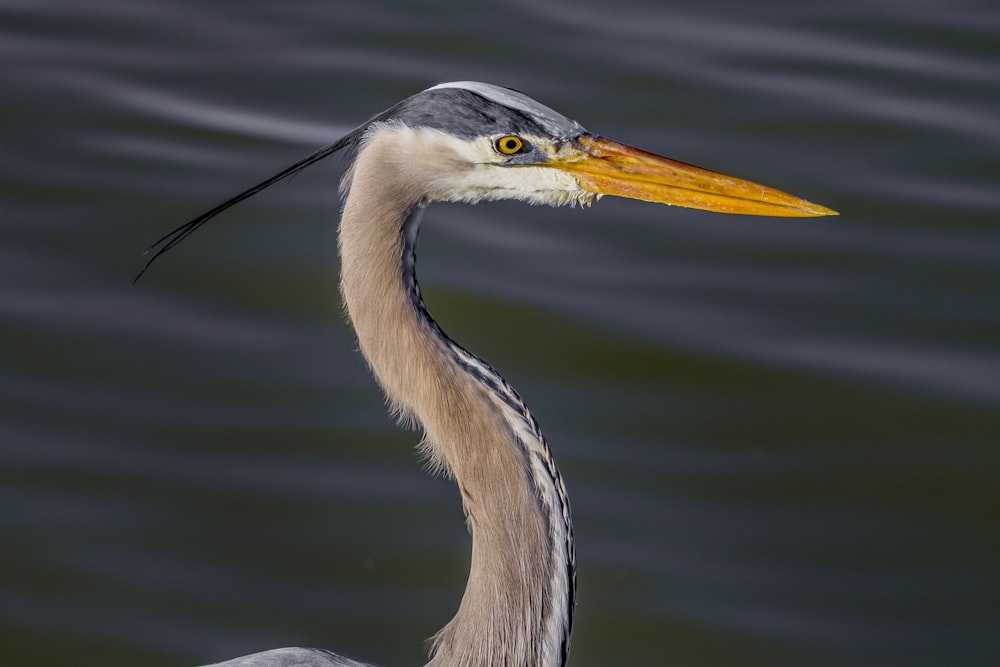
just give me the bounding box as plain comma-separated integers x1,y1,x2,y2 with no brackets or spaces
133,132,359,284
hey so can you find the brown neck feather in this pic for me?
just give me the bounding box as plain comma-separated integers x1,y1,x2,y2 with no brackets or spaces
337,129,573,667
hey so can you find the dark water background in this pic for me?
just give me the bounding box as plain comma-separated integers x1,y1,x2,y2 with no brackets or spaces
2,1,998,665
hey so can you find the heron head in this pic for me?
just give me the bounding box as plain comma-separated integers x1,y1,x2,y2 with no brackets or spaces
356,81,837,216
135,81,835,282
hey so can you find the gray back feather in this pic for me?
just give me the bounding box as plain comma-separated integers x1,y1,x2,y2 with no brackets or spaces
202,647,377,667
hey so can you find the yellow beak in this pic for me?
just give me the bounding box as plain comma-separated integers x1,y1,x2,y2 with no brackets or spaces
552,135,837,217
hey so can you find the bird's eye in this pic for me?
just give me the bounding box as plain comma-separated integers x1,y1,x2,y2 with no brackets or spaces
495,135,525,155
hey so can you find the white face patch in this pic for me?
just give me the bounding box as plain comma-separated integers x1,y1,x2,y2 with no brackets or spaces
360,124,595,208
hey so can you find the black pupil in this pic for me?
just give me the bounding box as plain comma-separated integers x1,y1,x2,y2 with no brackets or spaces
504,139,518,151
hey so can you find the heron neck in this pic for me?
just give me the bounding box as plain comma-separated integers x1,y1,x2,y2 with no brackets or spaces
338,136,574,667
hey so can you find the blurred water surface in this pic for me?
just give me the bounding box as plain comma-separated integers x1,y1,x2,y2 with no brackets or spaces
1,1,998,666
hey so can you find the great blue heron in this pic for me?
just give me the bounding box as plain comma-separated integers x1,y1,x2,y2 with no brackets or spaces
139,82,836,667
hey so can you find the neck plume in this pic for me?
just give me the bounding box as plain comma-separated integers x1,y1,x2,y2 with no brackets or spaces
337,132,575,667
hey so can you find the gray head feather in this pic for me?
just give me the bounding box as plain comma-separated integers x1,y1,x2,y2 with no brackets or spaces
378,81,587,140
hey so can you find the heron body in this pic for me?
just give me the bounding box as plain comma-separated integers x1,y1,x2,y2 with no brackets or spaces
140,82,835,667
